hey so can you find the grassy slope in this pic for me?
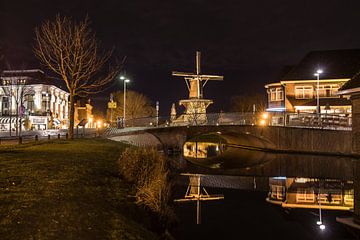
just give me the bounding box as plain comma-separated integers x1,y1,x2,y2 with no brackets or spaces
0,139,157,240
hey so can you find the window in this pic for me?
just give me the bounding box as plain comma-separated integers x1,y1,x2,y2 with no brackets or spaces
2,97,9,115
25,95,34,113
270,87,283,101
41,93,50,112
317,85,339,97
295,86,313,99
296,188,315,203
271,185,285,200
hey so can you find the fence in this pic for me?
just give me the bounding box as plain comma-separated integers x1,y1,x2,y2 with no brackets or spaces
0,128,99,145
108,112,352,131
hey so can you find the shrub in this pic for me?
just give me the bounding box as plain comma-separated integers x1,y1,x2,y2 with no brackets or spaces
118,147,175,227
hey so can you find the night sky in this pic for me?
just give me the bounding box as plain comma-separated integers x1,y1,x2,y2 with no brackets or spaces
2,0,360,115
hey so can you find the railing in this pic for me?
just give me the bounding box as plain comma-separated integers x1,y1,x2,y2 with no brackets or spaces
107,112,352,131
0,128,99,145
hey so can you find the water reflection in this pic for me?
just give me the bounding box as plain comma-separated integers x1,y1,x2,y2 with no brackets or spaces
171,132,358,239
183,132,276,169
267,177,354,211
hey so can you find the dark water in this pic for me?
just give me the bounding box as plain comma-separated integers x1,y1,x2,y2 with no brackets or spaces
171,187,357,240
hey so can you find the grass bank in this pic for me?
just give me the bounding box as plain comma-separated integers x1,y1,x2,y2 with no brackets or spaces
0,139,158,240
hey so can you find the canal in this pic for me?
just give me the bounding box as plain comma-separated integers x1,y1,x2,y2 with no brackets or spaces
167,137,359,239
171,185,356,239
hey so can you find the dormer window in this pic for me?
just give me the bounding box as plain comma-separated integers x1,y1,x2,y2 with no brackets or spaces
270,87,284,101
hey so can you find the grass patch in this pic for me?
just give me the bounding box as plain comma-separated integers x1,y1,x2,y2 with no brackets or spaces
0,139,158,240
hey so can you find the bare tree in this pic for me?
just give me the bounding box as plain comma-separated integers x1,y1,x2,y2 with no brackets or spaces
230,93,267,113
34,15,121,138
1,74,32,136
109,90,155,122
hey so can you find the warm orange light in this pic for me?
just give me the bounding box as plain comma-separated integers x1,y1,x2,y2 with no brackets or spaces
259,119,266,126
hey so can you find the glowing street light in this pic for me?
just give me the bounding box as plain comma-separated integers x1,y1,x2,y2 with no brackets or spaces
314,69,323,115
123,78,130,128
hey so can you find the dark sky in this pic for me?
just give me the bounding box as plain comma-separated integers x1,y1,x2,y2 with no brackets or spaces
2,0,360,115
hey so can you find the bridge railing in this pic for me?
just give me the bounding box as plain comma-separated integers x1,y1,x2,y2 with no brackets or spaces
270,112,351,130
107,112,352,130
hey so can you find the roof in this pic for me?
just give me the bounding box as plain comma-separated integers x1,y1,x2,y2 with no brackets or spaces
339,71,360,91
0,69,67,91
282,49,360,80
1,69,49,84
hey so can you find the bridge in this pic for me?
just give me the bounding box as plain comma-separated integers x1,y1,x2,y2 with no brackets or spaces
102,111,360,229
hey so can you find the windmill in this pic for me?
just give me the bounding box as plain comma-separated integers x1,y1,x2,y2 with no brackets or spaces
172,51,224,125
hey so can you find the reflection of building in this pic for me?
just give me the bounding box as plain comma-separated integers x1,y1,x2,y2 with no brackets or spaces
265,49,360,114
74,99,94,128
267,177,354,211
0,69,69,130
183,141,223,159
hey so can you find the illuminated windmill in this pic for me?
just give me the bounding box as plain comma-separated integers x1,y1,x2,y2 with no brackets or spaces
172,51,223,124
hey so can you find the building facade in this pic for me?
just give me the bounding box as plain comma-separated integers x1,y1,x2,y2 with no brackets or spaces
0,69,69,131
265,49,360,115
74,99,94,128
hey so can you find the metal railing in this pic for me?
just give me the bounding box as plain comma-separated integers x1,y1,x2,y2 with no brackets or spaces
106,112,352,131
0,128,99,145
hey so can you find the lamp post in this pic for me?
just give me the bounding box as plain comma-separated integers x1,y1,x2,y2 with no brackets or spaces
121,77,130,128
314,69,323,115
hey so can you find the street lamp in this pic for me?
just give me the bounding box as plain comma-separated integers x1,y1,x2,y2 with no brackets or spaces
123,78,130,128
314,69,323,115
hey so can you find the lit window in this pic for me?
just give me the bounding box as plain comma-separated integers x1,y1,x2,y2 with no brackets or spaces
317,85,339,97
296,188,315,203
295,86,313,99
269,87,283,101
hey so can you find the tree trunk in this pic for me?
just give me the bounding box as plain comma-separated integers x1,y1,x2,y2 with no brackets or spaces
15,102,18,137
69,94,75,139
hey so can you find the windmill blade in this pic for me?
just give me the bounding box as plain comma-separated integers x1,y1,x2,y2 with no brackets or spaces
200,75,224,80
172,71,197,77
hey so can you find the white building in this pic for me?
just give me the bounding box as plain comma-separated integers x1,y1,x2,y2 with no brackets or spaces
0,69,69,131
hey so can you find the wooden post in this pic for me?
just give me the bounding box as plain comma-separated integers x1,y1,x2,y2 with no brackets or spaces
18,137,22,144
65,133,68,139
35,135,38,141
58,134,60,139
48,135,50,140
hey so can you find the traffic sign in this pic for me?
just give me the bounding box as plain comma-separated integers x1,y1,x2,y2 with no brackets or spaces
108,101,117,109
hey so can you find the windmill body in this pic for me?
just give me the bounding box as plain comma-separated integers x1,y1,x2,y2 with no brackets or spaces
172,51,223,125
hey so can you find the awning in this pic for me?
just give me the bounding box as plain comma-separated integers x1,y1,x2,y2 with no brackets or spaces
0,117,25,124
53,118,61,125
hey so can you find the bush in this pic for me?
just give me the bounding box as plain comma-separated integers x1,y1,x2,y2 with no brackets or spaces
118,147,175,228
